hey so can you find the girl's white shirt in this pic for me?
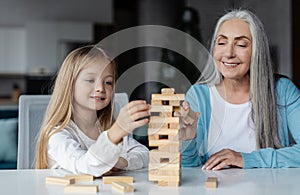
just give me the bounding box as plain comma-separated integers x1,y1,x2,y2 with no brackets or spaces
47,120,149,177
207,85,256,156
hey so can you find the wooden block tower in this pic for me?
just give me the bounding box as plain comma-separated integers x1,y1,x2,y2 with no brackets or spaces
148,88,184,187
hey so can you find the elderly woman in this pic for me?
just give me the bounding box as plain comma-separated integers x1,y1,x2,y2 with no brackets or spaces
180,9,300,170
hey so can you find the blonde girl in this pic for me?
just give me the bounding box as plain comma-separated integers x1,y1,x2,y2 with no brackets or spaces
35,45,150,176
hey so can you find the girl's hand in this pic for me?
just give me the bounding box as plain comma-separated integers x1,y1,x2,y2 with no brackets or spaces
174,101,199,141
108,100,150,144
202,149,244,171
111,157,128,171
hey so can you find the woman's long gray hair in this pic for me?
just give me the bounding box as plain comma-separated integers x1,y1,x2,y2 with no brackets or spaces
200,9,282,149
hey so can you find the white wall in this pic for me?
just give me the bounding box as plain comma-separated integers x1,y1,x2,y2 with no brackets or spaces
0,0,113,74
0,0,113,97
0,0,113,26
26,21,93,74
240,0,292,78
0,27,26,73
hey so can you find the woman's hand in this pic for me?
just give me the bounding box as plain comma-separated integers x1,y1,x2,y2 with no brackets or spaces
202,149,244,171
108,100,150,144
174,101,199,141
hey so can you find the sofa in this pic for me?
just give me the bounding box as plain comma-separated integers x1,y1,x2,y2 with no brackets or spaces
0,107,18,169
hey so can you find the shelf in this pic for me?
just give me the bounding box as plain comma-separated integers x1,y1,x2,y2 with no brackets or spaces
0,73,25,79
0,98,18,109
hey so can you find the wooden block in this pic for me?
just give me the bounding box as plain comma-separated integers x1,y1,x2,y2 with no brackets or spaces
148,132,179,142
148,134,157,140
160,112,173,117
169,100,181,106
149,169,181,176
148,139,180,147
150,116,179,124
148,174,180,182
169,122,180,129
151,100,163,105
149,163,180,170
64,184,99,193
148,116,180,130
148,122,168,129
150,105,173,113
102,176,133,184
151,94,185,101
206,177,218,188
149,151,181,164
161,88,175,95
112,181,134,193
158,143,181,153
64,174,94,182
150,105,172,117
45,176,75,185
158,180,180,187
148,128,179,135
149,121,180,130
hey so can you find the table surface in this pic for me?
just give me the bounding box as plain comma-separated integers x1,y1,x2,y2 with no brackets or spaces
0,167,299,195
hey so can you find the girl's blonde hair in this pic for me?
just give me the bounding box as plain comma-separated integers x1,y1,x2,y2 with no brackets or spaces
35,45,116,169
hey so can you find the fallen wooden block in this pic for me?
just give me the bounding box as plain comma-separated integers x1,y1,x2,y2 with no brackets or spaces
102,176,133,184
64,174,94,182
64,184,99,194
112,181,134,193
205,177,218,188
45,176,75,185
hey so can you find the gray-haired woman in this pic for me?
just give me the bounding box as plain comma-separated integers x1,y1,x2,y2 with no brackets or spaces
180,9,300,170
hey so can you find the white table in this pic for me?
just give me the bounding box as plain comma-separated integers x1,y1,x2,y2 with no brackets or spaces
0,167,300,195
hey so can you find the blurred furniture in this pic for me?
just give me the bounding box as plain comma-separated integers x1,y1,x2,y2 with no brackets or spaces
0,105,18,169
25,75,52,95
17,93,128,169
17,95,51,169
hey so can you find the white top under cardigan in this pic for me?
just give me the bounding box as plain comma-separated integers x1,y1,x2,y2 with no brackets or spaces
207,85,256,156
47,120,149,177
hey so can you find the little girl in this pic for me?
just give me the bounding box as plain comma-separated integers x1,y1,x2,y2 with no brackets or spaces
35,45,150,176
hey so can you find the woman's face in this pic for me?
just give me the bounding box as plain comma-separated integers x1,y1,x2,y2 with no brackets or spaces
213,19,252,81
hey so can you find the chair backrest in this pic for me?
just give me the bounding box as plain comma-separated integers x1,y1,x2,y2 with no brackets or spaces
17,93,128,169
17,95,51,169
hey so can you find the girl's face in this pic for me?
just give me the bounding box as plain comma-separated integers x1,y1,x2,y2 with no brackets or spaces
73,58,114,113
213,19,252,81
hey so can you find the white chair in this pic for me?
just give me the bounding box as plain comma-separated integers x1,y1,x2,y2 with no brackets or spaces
17,93,128,169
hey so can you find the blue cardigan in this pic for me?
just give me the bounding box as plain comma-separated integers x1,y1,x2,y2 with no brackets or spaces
182,77,300,168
